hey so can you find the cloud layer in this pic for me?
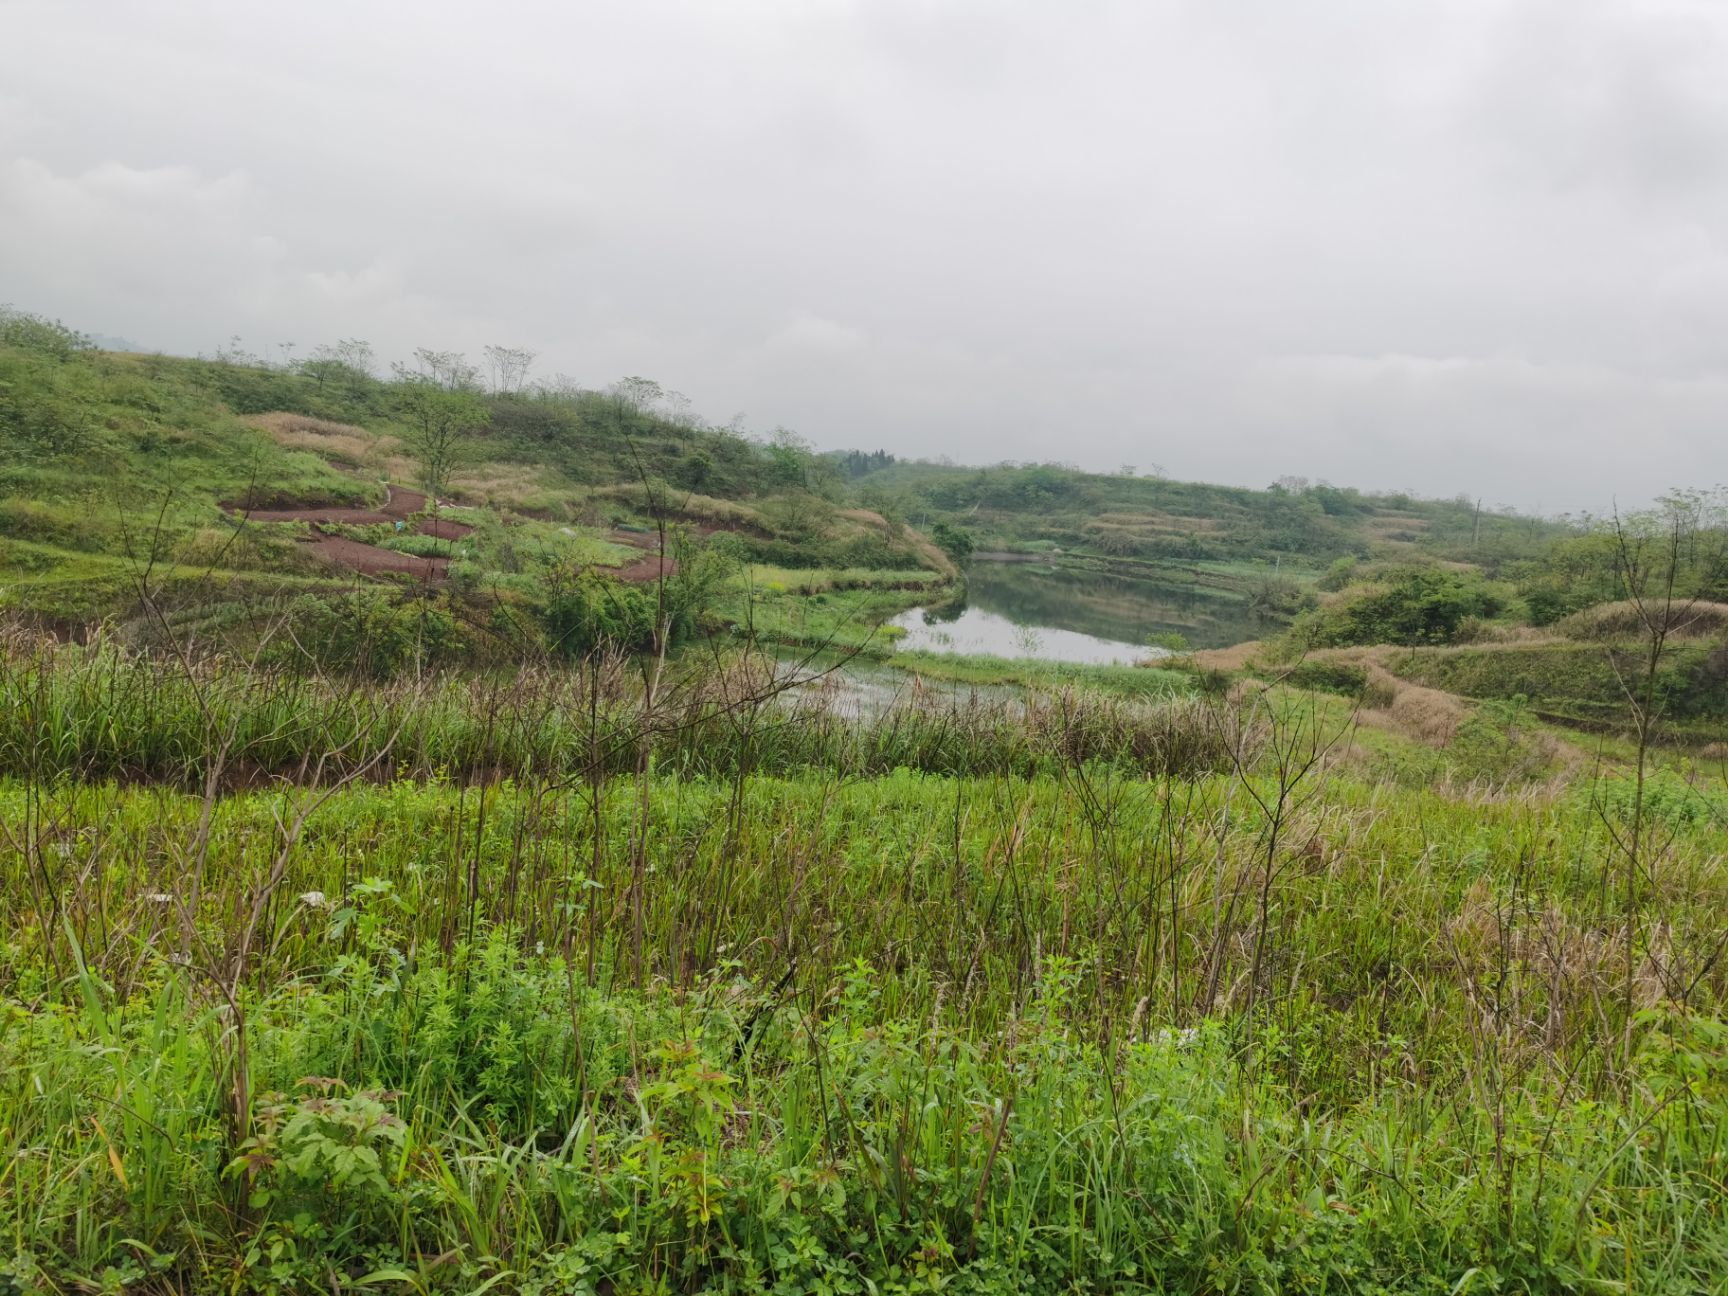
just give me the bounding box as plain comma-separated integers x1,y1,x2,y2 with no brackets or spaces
4,0,1726,510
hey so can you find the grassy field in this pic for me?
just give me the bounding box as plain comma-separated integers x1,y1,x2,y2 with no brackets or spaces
5,313,1728,1293
3,633,1727,1293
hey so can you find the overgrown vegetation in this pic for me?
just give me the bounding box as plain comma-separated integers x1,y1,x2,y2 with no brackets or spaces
4,310,1728,1292
0,310,949,662
3,627,1727,1292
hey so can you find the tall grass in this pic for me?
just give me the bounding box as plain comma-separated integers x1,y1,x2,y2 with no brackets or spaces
0,633,1242,786
2,633,1726,1292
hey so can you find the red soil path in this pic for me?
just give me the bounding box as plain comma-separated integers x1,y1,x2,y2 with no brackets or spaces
230,486,474,581
613,552,679,582
302,534,450,579
607,529,679,581
233,490,682,584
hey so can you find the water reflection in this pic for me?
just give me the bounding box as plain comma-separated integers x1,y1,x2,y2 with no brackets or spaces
889,560,1260,663
890,604,1153,664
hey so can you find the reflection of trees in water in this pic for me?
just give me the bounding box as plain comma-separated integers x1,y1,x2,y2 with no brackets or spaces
921,595,970,625
965,564,1256,648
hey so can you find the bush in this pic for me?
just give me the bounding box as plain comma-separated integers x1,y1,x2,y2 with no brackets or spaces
1283,659,1369,697
1317,556,1359,592
540,573,657,658
1297,568,1510,647
930,521,975,561
0,304,91,357
1446,698,1555,782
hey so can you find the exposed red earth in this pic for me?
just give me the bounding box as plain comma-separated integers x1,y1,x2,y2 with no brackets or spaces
230,486,463,581
230,490,673,583
612,552,679,582
301,534,450,579
607,529,680,581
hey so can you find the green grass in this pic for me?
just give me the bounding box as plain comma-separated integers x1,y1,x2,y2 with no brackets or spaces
886,648,1191,699
4,748,1726,1292
1393,639,1728,734
5,319,1728,1293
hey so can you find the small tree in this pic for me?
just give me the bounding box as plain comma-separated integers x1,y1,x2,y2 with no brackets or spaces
763,428,813,491
483,344,536,396
396,378,489,514
300,338,375,398
397,348,479,391
1593,490,1728,1054
611,376,663,413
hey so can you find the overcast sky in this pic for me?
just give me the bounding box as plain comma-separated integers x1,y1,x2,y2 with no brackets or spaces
4,0,1726,512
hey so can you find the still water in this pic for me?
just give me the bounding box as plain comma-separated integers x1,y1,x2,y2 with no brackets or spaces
888,560,1260,664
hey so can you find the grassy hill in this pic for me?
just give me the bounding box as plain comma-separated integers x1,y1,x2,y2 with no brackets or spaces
838,454,1571,577
0,310,952,668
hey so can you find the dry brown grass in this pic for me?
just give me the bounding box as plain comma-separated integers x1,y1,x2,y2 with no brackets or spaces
593,484,768,530
1373,674,1468,745
1557,599,1728,641
1186,640,1267,672
450,463,567,513
1306,647,1468,746
246,412,392,469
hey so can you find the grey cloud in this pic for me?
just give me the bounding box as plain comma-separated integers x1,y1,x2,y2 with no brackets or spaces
2,0,1725,511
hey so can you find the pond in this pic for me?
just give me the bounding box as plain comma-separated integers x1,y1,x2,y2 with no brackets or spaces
886,560,1261,664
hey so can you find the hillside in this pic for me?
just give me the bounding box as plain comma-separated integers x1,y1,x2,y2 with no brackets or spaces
5,306,1603,674
838,454,1573,579
0,310,952,668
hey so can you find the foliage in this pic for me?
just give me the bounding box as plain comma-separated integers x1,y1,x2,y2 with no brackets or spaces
0,303,92,357
1445,697,1555,783
262,591,466,679
1294,567,1513,648
1395,640,1728,726
540,571,658,658
1280,658,1369,697
396,378,491,502
930,521,976,561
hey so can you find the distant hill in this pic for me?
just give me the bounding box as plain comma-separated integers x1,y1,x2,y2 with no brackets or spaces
833,456,1570,579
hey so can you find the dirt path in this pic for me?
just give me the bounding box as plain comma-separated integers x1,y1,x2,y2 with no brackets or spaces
298,533,450,580
613,553,679,582
230,486,473,581
604,529,681,581
241,485,424,526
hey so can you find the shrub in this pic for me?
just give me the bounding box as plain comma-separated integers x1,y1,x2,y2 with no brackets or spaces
930,521,975,561
1297,568,1510,647
1283,659,1369,697
1446,698,1555,782
540,573,657,658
